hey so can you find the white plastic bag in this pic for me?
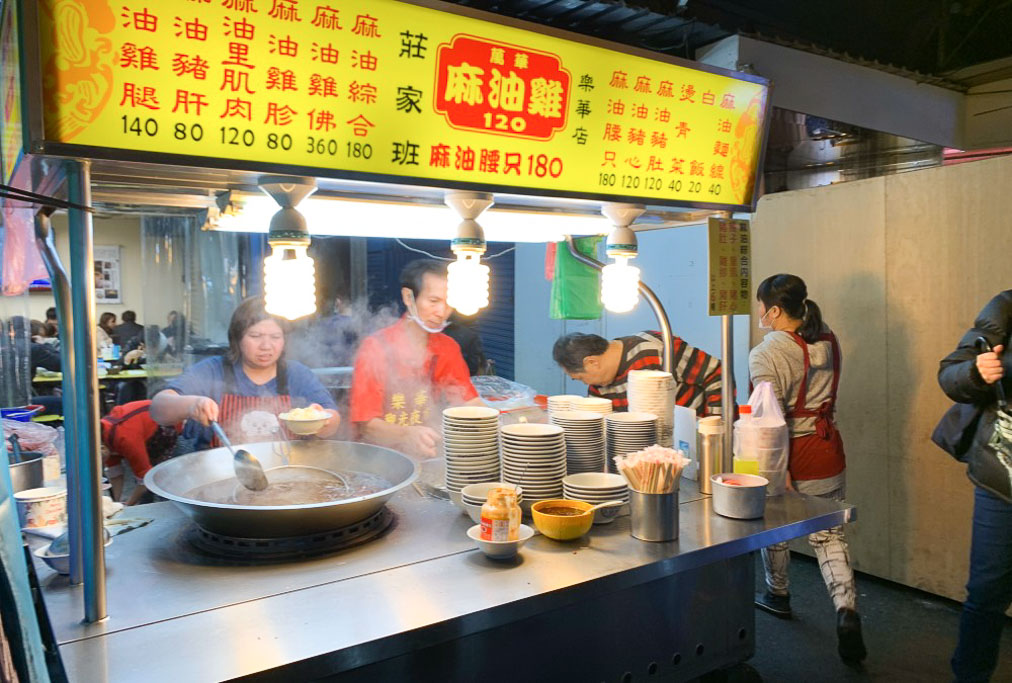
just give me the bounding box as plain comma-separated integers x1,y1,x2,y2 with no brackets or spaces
742,381,789,496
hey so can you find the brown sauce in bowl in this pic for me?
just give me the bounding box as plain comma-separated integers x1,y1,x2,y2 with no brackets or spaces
539,506,586,517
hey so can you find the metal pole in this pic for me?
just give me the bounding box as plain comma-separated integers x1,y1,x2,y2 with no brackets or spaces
564,236,673,374
34,207,84,583
719,210,736,473
66,160,107,622
720,314,734,473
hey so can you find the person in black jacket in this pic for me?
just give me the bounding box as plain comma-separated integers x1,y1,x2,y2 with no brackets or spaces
112,310,144,348
938,290,1012,683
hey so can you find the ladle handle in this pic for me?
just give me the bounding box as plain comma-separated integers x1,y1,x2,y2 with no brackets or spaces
210,421,235,454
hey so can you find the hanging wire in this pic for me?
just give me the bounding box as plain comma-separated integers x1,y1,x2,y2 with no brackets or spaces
0,183,94,212
395,238,516,261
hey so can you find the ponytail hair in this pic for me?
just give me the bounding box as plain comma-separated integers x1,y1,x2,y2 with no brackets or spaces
756,273,825,344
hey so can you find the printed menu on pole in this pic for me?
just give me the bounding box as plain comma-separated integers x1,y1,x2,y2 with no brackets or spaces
707,216,750,316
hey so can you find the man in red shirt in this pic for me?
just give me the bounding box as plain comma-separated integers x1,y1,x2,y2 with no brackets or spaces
351,259,482,458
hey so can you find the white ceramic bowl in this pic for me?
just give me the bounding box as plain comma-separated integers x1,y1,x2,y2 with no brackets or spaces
35,535,113,575
500,423,564,437
466,524,534,560
278,411,329,435
563,472,626,488
443,406,500,420
460,481,522,500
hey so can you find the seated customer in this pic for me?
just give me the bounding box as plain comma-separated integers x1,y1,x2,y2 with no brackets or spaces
112,310,144,349
97,311,117,349
552,331,723,416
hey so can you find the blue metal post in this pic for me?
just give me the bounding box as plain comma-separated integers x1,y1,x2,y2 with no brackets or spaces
66,160,106,621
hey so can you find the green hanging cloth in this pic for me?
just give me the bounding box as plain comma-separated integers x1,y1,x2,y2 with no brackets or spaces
550,236,603,320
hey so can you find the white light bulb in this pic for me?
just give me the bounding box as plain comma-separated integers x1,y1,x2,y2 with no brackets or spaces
446,252,490,316
601,256,640,313
264,245,317,320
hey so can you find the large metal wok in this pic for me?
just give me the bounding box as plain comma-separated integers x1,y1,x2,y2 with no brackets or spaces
144,440,418,537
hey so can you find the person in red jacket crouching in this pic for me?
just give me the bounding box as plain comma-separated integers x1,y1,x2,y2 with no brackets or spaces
101,400,181,506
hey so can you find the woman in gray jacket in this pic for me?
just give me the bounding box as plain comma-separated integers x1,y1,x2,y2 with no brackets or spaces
749,273,866,664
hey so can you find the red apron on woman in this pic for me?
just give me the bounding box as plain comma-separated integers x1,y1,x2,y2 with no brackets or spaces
212,361,294,447
784,331,846,481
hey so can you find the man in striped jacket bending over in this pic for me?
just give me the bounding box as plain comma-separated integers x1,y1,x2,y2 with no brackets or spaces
552,331,723,416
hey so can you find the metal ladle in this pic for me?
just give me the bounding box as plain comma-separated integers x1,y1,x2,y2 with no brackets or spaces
211,421,268,491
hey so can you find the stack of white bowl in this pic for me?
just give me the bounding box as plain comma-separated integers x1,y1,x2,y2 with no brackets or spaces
571,396,614,416
442,406,501,497
562,472,630,524
549,410,606,474
627,370,675,447
547,394,581,417
458,482,524,523
500,423,566,509
605,412,659,473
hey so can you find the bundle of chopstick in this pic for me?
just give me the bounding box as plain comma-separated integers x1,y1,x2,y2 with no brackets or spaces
613,445,691,494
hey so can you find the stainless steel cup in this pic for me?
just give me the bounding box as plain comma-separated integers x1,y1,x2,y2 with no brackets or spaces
10,453,44,493
697,419,724,494
629,489,679,542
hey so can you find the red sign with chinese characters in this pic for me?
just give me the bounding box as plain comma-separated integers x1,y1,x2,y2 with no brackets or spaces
434,35,570,141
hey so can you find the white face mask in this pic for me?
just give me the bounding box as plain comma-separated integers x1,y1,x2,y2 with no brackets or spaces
405,292,449,334
758,307,774,330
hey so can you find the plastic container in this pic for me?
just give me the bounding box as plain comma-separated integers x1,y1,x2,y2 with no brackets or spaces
1,405,44,422
13,487,67,528
733,406,760,475
710,473,768,519
480,488,520,541
733,456,760,475
697,416,724,494
756,447,789,496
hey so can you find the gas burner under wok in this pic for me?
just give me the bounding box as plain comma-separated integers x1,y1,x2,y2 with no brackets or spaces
186,507,394,562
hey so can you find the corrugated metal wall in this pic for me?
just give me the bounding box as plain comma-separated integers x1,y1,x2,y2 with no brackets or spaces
365,238,515,380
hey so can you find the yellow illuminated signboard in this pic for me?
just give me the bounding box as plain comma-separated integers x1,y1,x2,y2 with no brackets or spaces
1,0,23,185
708,216,751,316
35,0,769,209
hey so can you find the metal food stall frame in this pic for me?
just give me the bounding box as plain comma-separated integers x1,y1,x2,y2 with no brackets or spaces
0,1,855,681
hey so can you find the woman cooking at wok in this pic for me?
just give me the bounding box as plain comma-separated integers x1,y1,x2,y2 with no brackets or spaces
151,297,340,449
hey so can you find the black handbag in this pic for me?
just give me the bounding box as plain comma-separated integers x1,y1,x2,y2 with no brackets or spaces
931,402,983,462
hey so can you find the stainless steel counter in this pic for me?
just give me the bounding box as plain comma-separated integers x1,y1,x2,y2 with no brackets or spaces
33,482,854,682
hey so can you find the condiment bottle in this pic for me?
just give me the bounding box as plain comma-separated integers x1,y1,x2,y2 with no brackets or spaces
480,489,511,541
497,487,522,541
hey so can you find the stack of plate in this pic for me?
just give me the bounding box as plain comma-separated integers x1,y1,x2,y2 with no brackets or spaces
442,406,501,495
547,394,581,417
549,410,606,474
500,423,566,508
627,370,675,447
562,472,630,524
605,412,658,473
571,396,614,416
